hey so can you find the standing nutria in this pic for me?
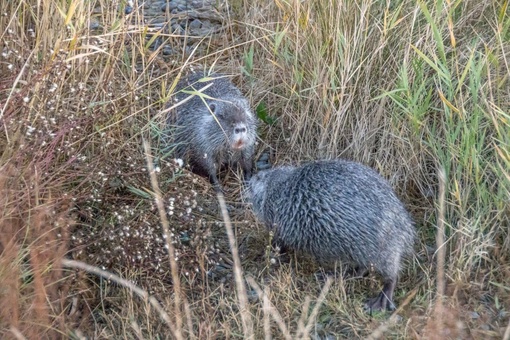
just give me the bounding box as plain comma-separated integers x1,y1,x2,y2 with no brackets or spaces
165,72,257,192
248,159,416,312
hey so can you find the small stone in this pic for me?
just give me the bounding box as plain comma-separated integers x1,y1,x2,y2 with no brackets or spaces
190,0,202,8
151,23,167,30
183,45,194,55
470,311,480,319
257,161,272,170
162,46,174,55
258,152,269,162
189,19,202,29
177,4,188,11
109,178,123,189
246,288,258,303
171,23,184,35
314,323,324,332
194,0,215,8
147,36,163,50
161,1,178,12
179,232,191,245
256,152,272,170
150,17,167,25
89,21,101,30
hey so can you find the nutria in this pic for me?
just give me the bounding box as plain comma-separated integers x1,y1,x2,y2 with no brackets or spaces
249,159,415,312
164,72,257,192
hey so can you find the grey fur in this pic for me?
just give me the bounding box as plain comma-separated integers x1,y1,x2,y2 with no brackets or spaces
165,72,257,191
249,159,415,312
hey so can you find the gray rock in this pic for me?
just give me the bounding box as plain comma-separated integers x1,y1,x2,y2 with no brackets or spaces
150,17,168,25
256,161,272,171
256,151,272,171
161,1,178,12
171,23,185,35
189,19,202,29
258,153,269,162
202,19,213,27
162,46,174,55
89,20,101,30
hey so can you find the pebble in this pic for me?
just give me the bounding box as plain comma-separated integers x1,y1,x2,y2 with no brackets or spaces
207,263,231,281
256,162,272,171
147,36,163,50
256,151,272,170
89,21,101,30
246,287,259,303
160,2,178,12
162,46,174,55
171,23,185,35
177,4,188,11
189,19,202,29
258,152,269,162
150,17,168,25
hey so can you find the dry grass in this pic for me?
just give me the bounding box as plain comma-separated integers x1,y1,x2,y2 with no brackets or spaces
1,0,509,338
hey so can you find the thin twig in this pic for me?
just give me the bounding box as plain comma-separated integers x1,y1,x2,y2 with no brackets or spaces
217,192,254,339
143,139,184,340
9,327,27,340
299,278,332,340
435,167,447,315
296,296,311,338
246,276,292,340
184,298,196,340
263,285,272,340
503,316,510,340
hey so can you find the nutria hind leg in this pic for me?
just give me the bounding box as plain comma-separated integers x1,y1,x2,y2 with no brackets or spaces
345,265,369,279
364,278,396,313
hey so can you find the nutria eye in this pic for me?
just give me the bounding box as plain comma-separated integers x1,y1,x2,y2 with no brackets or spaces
209,103,216,113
